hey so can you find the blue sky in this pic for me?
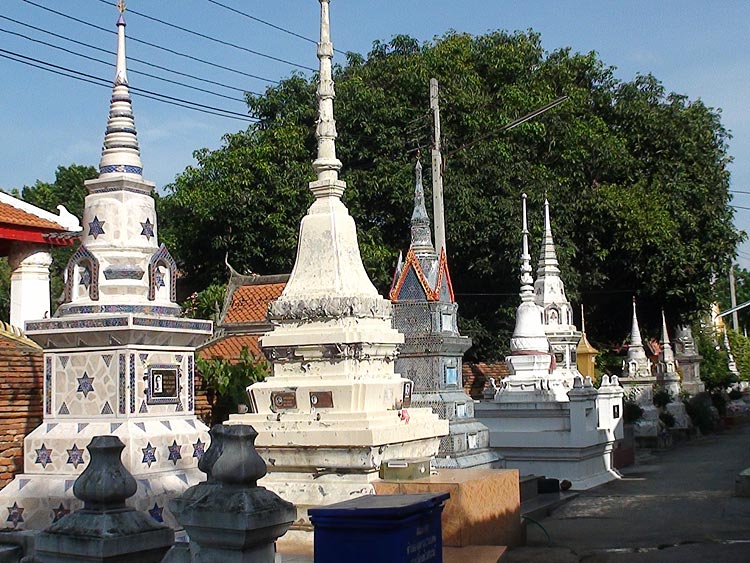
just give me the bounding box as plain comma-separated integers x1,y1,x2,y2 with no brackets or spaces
2,1,750,265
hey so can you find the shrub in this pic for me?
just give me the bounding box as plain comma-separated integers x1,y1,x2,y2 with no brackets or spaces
711,392,727,417
729,389,743,400
659,411,676,428
685,392,720,434
623,400,644,424
653,389,673,408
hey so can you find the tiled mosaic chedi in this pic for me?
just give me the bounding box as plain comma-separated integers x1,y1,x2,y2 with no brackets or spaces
0,5,212,531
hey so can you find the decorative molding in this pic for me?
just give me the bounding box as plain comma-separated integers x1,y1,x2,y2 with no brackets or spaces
268,295,391,321
147,244,177,302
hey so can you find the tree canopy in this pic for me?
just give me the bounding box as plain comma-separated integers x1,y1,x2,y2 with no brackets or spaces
159,30,741,360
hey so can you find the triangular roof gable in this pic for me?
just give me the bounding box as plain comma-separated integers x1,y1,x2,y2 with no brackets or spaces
390,247,456,303
434,248,455,303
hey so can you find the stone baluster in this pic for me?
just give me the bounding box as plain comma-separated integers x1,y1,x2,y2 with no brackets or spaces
169,424,295,563
33,435,174,563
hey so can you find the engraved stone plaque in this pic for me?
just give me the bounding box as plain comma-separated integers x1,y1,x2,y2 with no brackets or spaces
613,404,620,419
402,381,413,408
270,391,297,411
148,365,179,404
310,391,334,409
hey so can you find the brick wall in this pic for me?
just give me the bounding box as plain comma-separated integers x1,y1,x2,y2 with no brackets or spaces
0,338,43,487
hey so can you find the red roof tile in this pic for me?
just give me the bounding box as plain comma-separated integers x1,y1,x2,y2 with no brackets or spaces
198,335,263,364
0,202,67,231
224,282,286,324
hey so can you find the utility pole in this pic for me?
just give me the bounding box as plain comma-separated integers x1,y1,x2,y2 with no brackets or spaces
729,264,739,331
430,78,446,257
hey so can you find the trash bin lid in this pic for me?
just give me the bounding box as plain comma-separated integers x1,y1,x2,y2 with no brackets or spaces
309,492,450,520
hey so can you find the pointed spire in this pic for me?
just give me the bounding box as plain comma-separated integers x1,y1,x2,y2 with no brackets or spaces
98,1,143,179
310,0,343,198
536,198,560,278
410,159,435,254
660,310,671,347
630,297,643,347
580,304,587,334
520,193,534,302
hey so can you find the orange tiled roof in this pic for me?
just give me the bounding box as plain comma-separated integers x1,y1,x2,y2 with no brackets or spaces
224,282,286,324
0,202,66,231
198,334,262,364
462,362,509,379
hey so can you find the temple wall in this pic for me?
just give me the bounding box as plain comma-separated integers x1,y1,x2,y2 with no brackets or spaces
0,339,43,487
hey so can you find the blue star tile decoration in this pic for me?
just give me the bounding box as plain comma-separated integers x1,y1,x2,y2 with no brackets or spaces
140,218,155,240
88,216,106,239
76,372,95,398
167,440,182,465
142,442,157,468
192,439,205,460
52,503,70,523
35,443,52,468
155,267,165,289
148,502,164,523
79,267,91,289
6,503,23,528
66,444,84,469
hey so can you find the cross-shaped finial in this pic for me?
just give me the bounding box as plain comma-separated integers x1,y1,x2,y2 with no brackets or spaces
117,0,126,14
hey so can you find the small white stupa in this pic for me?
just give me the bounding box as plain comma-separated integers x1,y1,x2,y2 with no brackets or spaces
534,198,582,388
673,325,704,395
475,195,624,489
496,194,568,402
619,299,660,439
0,2,212,530
656,311,691,428
229,0,446,546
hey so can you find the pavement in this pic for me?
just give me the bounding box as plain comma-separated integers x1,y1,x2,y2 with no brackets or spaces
506,423,750,563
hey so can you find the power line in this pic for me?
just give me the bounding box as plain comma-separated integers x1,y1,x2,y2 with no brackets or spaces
730,189,750,195
0,48,256,122
21,0,281,84
205,0,318,45
91,0,316,72
0,26,249,103
0,51,249,122
0,14,254,94
731,204,750,211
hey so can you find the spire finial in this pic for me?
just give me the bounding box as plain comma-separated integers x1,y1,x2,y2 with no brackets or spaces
661,309,671,345
98,1,142,178
630,297,643,347
520,193,534,302
581,303,586,333
536,197,560,276
310,0,343,197
410,157,435,253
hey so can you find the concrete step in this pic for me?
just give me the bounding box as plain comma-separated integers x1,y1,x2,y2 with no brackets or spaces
521,491,578,521
444,545,507,563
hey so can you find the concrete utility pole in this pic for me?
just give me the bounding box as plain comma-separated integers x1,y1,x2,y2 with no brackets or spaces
430,78,446,257
729,264,739,331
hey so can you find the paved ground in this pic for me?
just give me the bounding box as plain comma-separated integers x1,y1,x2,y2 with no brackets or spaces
507,423,750,563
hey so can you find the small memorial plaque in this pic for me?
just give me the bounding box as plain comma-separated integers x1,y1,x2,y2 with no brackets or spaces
613,404,620,419
270,391,297,411
310,391,334,409
148,366,179,405
402,381,413,408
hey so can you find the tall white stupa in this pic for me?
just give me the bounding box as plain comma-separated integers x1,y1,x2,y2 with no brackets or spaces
0,2,212,530
475,194,623,489
534,199,582,387
230,0,446,544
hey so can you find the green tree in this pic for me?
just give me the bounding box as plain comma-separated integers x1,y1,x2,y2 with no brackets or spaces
715,266,750,334
0,258,10,323
161,31,741,359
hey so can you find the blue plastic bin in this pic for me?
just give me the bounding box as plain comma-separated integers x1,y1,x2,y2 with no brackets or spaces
309,492,450,563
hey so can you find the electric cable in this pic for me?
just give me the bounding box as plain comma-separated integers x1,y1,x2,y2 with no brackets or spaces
91,0,316,72
0,26,250,102
0,48,256,122
0,14,253,94
205,0,318,45
21,0,281,84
